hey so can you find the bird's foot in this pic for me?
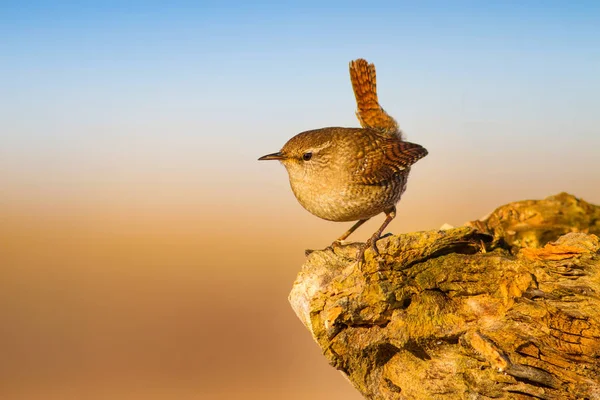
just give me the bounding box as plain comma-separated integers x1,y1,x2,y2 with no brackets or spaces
356,236,380,265
331,239,348,248
307,240,349,257
366,236,380,255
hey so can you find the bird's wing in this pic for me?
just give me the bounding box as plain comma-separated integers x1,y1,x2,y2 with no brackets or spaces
355,138,428,185
349,59,401,137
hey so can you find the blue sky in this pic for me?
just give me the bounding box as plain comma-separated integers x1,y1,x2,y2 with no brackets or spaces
2,1,599,209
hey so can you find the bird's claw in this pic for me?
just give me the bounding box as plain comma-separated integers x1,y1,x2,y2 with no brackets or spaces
331,239,346,248
356,246,367,266
366,237,379,255
323,239,345,253
356,237,380,266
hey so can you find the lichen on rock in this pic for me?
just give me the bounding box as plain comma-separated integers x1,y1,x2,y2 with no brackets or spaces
289,193,600,399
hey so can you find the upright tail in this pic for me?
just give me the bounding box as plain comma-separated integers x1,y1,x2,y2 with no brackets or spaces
349,59,401,137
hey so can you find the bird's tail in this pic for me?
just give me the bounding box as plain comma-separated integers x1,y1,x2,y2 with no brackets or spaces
349,59,401,137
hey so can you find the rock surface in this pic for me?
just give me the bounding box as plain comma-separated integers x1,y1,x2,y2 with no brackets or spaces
289,193,600,399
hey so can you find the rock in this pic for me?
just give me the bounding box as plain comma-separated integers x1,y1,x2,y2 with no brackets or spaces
289,193,600,399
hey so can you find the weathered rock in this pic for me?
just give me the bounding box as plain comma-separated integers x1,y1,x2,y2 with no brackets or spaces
289,193,600,399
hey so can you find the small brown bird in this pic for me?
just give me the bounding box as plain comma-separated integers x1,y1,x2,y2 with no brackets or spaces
259,59,428,261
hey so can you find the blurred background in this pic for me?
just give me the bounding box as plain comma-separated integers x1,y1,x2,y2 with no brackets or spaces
2,1,600,399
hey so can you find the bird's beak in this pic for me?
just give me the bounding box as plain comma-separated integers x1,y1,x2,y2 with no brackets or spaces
258,152,285,161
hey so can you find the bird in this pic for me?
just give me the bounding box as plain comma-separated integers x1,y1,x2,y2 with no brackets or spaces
259,59,428,262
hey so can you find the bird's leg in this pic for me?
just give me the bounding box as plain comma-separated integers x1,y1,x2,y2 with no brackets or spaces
333,218,369,245
357,206,396,262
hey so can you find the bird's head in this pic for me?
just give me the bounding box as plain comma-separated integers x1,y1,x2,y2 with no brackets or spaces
258,129,337,182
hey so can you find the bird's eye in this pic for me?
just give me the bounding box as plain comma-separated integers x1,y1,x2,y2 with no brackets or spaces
302,152,313,161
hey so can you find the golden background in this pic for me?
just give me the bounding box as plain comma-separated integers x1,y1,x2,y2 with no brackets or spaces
3,144,599,399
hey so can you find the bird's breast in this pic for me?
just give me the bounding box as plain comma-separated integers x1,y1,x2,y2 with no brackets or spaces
287,171,407,222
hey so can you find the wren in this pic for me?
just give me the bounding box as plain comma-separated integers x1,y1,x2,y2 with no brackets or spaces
259,59,428,261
